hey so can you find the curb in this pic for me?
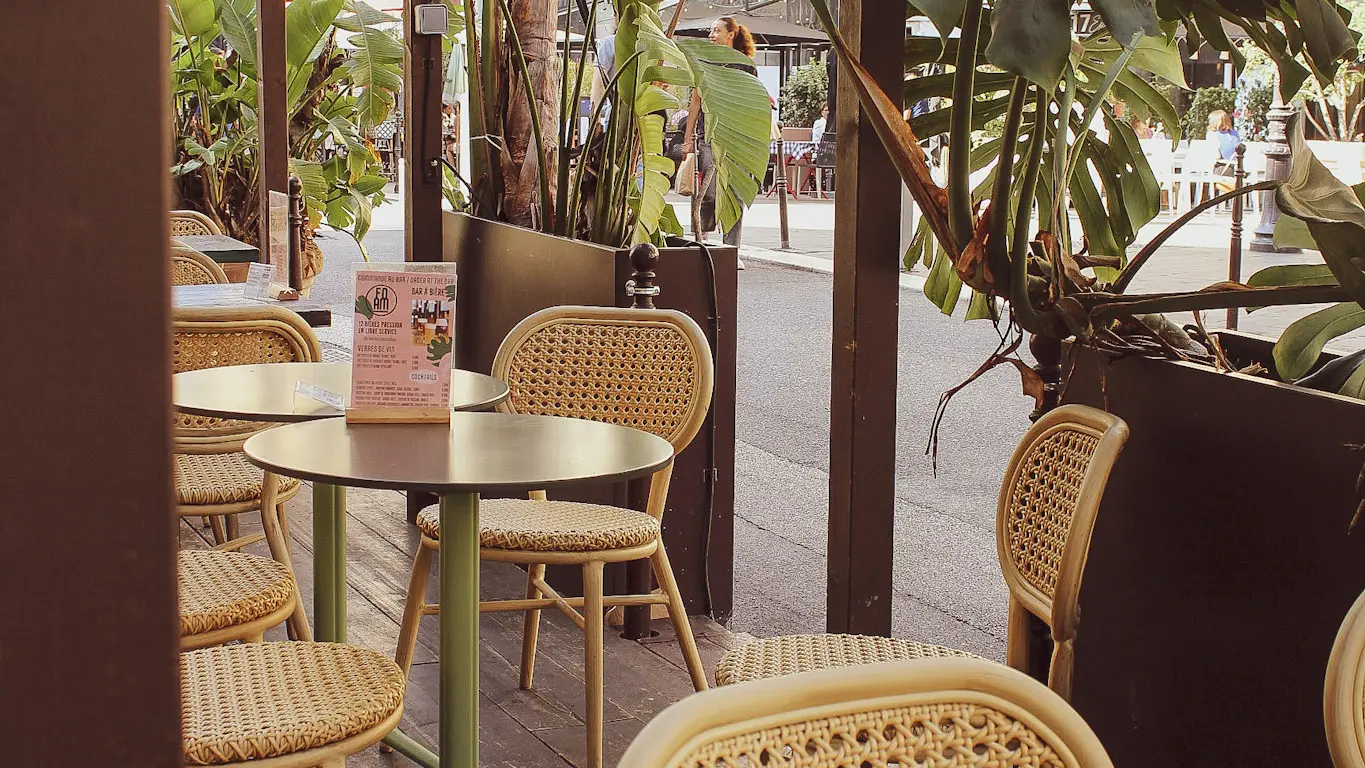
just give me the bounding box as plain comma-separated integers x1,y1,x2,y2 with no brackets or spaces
739,244,935,296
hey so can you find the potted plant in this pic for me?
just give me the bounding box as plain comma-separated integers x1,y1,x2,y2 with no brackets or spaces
811,0,1365,761
438,0,773,618
168,0,416,290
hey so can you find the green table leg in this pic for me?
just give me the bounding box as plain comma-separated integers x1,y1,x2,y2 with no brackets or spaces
383,727,440,767
312,482,337,642
332,485,348,643
439,492,480,768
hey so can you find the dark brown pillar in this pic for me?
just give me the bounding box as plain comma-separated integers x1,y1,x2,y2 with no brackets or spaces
257,0,288,252
405,0,445,261
826,0,902,636
406,1,448,522
3,2,180,766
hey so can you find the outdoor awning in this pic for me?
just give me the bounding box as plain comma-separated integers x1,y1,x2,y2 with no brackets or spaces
672,13,829,45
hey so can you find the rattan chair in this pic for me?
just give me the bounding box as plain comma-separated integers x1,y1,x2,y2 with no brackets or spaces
1326,586,1365,767
173,305,320,641
172,245,229,286
716,405,1129,701
619,657,1115,768
394,305,715,768
179,550,297,650
171,209,223,237
181,642,404,767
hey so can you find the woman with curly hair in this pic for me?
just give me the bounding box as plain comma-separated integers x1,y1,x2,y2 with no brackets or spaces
682,16,757,246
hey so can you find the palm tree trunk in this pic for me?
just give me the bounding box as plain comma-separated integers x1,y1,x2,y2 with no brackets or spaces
501,0,559,227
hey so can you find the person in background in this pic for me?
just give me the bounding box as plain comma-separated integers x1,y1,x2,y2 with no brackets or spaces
811,103,828,144
1208,109,1241,192
1208,109,1241,159
681,16,757,246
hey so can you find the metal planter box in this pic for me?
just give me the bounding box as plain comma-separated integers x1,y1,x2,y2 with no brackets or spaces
1062,331,1365,766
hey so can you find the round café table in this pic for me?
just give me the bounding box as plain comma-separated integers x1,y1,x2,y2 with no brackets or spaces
174,362,510,765
244,413,674,768
173,362,509,421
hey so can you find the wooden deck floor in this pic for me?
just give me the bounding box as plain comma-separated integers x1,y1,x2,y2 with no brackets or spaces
181,480,744,767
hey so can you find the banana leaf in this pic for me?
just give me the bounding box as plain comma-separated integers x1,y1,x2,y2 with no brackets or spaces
217,0,258,74
677,38,772,234
336,1,404,130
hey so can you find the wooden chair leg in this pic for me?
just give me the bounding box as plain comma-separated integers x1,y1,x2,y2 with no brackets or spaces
583,561,605,768
209,515,228,546
1049,637,1075,702
1005,597,1031,673
520,563,546,690
277,500,290,544
200,515,213,530
395,540,436,679
260,473,311,641
225,513,240,542
245,633,264,643
651,543,708,692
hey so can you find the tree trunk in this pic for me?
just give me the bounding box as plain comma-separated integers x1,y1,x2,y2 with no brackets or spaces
501,0,559,228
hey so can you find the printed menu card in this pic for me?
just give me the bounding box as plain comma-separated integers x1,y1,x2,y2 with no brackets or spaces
346,263,458,423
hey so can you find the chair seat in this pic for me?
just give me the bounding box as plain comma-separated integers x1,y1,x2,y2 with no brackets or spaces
715,634,985,686
181,642,405,766
417,498,661,552
175,452,300,506
178,550,295,638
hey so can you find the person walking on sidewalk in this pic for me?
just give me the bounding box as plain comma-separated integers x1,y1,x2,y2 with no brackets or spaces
681,16,757,247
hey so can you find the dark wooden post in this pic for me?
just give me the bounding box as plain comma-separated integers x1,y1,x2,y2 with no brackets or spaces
625,243,659,309
257,0,288,253
405,0,449,523
622,242,660,639
5,3,180,765
775,135,792,249
1227,143,1247,330
288,175,305,291
827,0,902,636
1029,334,1063,421
404,0,445,261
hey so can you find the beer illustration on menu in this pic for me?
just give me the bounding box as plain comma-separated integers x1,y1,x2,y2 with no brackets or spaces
346,263,458,423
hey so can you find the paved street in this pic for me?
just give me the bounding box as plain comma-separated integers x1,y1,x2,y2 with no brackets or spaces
314,184,1358,660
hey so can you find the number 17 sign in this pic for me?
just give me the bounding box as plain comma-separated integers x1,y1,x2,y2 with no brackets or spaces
346,263,458,423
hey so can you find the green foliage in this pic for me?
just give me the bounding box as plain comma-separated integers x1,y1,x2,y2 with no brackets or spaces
779,57,828,128
1240,81,1274,139
169,0,403,252
464,0,771,247
1181,86,1238,140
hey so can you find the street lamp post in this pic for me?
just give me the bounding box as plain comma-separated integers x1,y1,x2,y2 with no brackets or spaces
1250,86,1302,253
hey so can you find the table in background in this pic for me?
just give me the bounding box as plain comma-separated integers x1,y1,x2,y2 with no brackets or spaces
244,413,674,768
172,283,332,327
175,234,259,281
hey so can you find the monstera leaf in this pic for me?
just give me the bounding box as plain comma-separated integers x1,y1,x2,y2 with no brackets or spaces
1249,115,1365,387
901,27,1176,314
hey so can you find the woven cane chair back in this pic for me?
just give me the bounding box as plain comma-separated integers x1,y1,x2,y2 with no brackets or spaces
995,405,1128,664
170,209,223,236
171,246,229,286
492,306,715,453
619,658,1115,768
1326,587,1365,768
172,306,321,434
